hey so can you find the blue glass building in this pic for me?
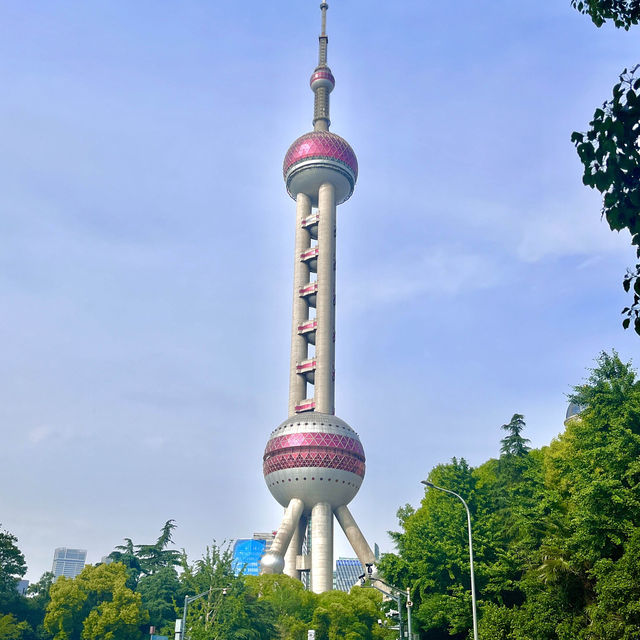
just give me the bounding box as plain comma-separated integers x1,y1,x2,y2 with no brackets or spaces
232,539,268,576
334,557,364,592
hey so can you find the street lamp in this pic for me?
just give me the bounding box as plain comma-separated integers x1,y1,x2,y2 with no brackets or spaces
359,573,412,640
421,480,478,640
178,586,229,640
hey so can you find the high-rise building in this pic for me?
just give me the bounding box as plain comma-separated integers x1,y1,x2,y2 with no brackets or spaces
260,3,376,593
233,539,266,576
334,557,364,592
232,532,276,576
51,548,86,579
253,531,276,551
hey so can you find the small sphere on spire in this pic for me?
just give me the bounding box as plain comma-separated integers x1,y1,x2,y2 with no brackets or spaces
310,66,335,92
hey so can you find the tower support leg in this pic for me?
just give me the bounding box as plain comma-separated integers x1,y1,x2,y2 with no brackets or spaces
284,514,307,579
311,502,333,593
260,498,304,575
334,504,376,568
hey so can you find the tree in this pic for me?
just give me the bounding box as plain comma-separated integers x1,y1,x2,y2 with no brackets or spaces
244,575,391,640
136,567,181,633
23,572,55,640
179,543,276,640
0,527,33,638
381,352,640,639
311,588,389,640
245,574,316,640
0,614,29,640
379,458,480,638
571,2,640,334
135,520,181,576
500,413,531,457
571,0,640,28
44,563,148,640
108,538,142,588
0,527,27,600
107,520,181,587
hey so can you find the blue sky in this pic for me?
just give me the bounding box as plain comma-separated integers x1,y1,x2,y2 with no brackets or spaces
1,0,638,582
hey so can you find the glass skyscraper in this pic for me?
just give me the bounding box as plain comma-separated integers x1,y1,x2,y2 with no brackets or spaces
52,548,86,579
334,557,365,592
232,532,276,576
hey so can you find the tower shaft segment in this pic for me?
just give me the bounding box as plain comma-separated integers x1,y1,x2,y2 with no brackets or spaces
312,181,336,414
288,193,312,416
261,2,376,592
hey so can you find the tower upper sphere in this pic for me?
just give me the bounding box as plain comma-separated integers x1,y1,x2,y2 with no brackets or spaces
283,131,358,205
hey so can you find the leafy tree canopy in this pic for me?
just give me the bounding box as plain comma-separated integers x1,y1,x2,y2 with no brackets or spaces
572,66,640,333
44,563,148,640
0,527,26,598
0,614,29,640
381,351,640,639
571,0,640,334
500,414,531,457
134,520,181,575
571,0,640,28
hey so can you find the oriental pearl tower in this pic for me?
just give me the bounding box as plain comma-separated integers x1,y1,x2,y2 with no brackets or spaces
260,2,376,593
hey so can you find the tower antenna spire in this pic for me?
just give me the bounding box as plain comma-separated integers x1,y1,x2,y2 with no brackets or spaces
321,1,328,38
318,2,329,67
311,2,333,130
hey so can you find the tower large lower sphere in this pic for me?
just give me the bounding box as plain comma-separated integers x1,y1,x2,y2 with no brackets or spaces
260,2,376,593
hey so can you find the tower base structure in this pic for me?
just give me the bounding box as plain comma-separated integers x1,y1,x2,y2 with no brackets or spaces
261,412,376,592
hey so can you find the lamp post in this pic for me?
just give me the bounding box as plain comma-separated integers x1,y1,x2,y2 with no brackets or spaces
179,586,228,640
421,480,478,640
360,574,412,639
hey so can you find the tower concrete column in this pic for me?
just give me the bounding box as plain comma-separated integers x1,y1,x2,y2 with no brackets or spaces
311,502,333,593
314,182,336,414
261,498,304,575
284,514,307,579
334,504,376,566
288,193,312,415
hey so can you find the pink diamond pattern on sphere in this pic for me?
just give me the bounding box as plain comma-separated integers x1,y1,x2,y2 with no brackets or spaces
263,450,365,478
265,432,364,457
263,431,366,478
283,131,358,179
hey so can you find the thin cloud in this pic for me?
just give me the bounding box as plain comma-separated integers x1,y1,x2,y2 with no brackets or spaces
515,206,630,263
344,245,504,310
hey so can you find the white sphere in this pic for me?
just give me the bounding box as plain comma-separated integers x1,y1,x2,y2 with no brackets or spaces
263,412,365,511
260,552,285,574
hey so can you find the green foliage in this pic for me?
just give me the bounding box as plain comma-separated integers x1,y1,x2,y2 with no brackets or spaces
107,520,181,589
500,414,531,458
0,615,29,640
244,575,392,640
382,351,640,639
245,573,316,639
136,567,181,632
108,539,142,588
179,542,278,640
311,588,388,640
134,520,181,576
0,527,27,600
571,9,640,333
571,0,640,28
44,563,148,640
380,458,482,637
0,530,49,640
